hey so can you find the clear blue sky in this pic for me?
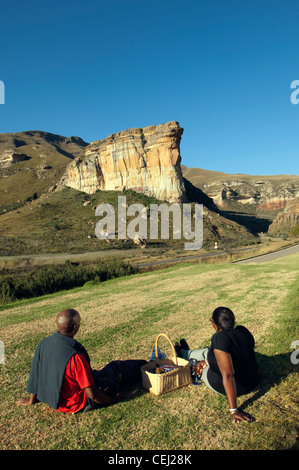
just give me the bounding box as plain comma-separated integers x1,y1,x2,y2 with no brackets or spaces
1,0,299,175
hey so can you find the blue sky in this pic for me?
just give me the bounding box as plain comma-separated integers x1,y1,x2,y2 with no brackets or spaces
0,0,299,175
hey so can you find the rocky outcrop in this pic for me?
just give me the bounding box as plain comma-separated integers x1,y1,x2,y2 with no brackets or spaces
181,168,299,210
58,121,187,203
268,198,299,234
212,180,299,209
0,149,30,168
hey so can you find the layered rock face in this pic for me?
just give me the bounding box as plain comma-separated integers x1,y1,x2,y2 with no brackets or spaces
58,121,187,203
183,173,299,210
268,198,299,234
211,180,299,209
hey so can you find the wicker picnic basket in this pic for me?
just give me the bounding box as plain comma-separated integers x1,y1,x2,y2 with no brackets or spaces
141,333,192,396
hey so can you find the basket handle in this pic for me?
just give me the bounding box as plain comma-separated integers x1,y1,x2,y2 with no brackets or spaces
155,333,178,366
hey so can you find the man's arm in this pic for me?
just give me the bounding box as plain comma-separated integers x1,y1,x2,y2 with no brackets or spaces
16,393,38,406
72,354,116,406
85,383,114,405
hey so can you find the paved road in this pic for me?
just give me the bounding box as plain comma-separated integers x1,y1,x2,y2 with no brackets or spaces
136,246,255,269
235,243,299,264
136,244,299,269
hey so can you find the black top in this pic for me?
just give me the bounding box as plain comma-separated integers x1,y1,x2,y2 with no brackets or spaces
207,325,260,396
26,331,91,409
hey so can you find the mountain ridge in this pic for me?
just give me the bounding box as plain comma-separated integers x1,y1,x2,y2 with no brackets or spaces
0,126,298,256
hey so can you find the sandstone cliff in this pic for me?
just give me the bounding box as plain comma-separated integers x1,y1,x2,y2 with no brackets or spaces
58,121,187,203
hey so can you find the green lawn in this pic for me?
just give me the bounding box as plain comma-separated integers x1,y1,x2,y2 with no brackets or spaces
0,253,298,450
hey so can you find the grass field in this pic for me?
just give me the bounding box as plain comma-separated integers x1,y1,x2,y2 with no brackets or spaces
0,253,298,450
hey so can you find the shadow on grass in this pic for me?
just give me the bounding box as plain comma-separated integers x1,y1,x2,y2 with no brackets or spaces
86,359,148,410
239,351,298,449
241,352,296,405
82,354,299,448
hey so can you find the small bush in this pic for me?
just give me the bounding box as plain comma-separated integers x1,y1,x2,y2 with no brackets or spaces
289,225,299,238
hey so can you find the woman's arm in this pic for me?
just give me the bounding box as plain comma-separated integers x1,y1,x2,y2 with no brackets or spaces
214,348,253,423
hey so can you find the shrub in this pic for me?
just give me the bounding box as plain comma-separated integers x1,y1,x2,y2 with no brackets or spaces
289,225,299,238
0,260,138,305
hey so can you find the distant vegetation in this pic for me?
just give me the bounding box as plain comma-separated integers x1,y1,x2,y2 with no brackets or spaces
0,259,138,305
290,225,299,238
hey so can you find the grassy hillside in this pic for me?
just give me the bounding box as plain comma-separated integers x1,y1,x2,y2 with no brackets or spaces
0,253,298,450
0,130,87,212
0,186,258,256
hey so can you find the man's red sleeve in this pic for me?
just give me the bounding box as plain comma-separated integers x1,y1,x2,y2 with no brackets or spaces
68,354,94,389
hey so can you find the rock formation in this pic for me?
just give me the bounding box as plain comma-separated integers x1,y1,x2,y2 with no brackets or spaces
268,198,299,234
0,149,29,168
58,121,187,203
181,166,299,211
210,180,299,209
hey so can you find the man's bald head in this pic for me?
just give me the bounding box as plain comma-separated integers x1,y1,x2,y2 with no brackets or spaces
56,309,81,337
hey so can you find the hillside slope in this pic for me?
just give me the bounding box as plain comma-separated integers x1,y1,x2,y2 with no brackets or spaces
0,130,87,211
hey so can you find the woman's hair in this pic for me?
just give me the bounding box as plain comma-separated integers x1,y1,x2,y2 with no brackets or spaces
212,307,235,331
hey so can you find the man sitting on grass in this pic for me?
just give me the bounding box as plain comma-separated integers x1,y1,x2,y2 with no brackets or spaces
16,309,146,414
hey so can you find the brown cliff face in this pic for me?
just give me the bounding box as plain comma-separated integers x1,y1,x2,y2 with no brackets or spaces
268,198,299,234
58,121,187,203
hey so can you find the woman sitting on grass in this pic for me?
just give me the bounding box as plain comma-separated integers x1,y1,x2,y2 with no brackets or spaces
175,306,260,423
